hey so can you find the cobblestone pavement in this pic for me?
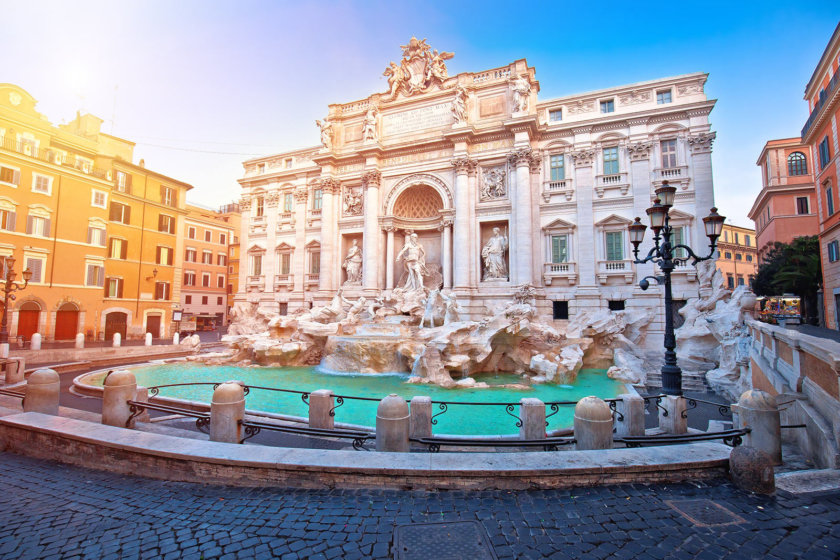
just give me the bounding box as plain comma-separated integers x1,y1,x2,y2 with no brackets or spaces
1,453,839,559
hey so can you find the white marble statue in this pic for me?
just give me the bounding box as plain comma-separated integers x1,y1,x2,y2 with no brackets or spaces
510,75,530,113
396,233,427,292
316,118,333,149
343,187,363,216
441,292,462,324
363,107,378,142
482,227,508,280
342,240,363,285
481,168,506,200
421,289,440,328
451,86,467,125
309,288,347,323
345,296,366,324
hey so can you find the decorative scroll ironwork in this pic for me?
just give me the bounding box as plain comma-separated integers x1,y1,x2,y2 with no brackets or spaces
655,396,668,417
241,423,261,443
126,403,145,427
608,400,625,422
505,404,522,428
682,398,697,419
431,403,448,426
195,417,211,434
329,396,345,417
686,397,731,417
545,403,560,427
301,393,310,407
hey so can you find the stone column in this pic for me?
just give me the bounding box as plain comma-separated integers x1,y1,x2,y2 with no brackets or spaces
450,158,476,289
292,187,308,294
319,178,340,292
237,195,251,297
385,226,395,290
263,190,280,293
362,170,382,291
571,149,597,289
440,219,453,289
688,133,716,247
508,149,534,285
528,151,543,286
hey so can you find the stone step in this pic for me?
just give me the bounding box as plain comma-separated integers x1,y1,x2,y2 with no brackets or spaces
644,371,710,393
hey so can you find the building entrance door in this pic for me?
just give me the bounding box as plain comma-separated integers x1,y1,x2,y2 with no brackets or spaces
17,302,40,341
54,303,79,340
146,315,161,338
835,294,840,331
105,312,127,340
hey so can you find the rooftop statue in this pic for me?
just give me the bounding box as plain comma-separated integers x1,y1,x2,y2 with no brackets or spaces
383,37,454,100
315,118,333,149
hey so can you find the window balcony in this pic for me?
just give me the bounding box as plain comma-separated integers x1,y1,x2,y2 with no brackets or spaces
653,166,690,188
543,262,577,286
305,273,320,286
597,259,635,284
541,178,574,202
249,223,267,237
274,273,294,291
593,172,630,197
246,274,264,293
657,258,697,282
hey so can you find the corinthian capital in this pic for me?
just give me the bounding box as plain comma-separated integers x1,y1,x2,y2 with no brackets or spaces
687,132,716,154
265,191,280,207
451,157,478,175
528,150,542,173
319,177,341,194
238,195,252,210
293,188,308,203
570,149,596,166
507,147,533,167
361,169,382,188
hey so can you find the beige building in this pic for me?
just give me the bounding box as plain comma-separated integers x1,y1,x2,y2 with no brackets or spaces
716,224,757,289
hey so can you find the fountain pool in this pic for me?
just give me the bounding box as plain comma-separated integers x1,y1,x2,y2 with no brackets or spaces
84,363,627,436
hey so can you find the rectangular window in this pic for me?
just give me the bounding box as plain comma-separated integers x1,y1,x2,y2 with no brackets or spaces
735,232,740,244
0,165,20,186
85,264,104,287
280,253,291,275
605,231,624,261
310,251,321,274
202,273,210,287
549,109,562,122
745,234,751,246
672,227,686,259
184,272,196,286
187,227,196,239
158,214,175,234
600,99,615,113
250,255,262,276
202,250,213,264
185,248,196,262
104,277,123,298
656,90,672,104
549,155,565,181
796,197,809,215
727,275,735,289
661,139,677,169
115,171,132,193
218,254,227,266
735,253,743,261
25,257,43,284
313,189,323,210
550,235,568,263
819,136,831,169
828,240,839,262
91,190,107,208
608,300,625,311
26,215,50,237
552,301,569,320
109,238,127,260
155,246,172,266
154,282,170,301
746,254,753,262
32,173,52,194
217,296,223,305
284,193,293,212
204,230,212,242
255,197,264,217
160,186,177,207
724,252,732,259
219,233,226,245
0,210,17,232
202,296,208,305
109,202,131,224
185,295,192,304
603,147,619,175
257,163,265,174
828,186,835,216
285,158,293,168
217,275,225,288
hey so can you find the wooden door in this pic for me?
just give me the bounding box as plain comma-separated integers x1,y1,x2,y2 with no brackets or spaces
54,308,79,340
146,315,161,338
104,312,127,340
17,310,39,341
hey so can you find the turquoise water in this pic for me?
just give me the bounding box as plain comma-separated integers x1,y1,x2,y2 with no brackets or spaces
92,363,625,436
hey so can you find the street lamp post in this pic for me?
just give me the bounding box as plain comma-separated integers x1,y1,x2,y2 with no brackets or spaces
1,257,33,357
628,181,725,396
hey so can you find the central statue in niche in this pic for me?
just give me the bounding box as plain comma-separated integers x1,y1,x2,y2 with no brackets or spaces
482,227,509,280
395,232,428,292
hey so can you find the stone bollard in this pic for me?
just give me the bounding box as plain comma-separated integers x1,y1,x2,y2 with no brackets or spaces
409,396,432,440
102,370,137,428
0,341,7,359
30,333,42,351
734,390,782,465
23,368,60,415
134,386,151,423
172,333,180,345
658,395,687,434
730,446,775,494
210,382,245,443
614,393,645,437
309,389,335,430
75,333,84,349
112,333,121,348
4,358,22,384
574,396,613,450
519,398,546,440
376,394,410,452
144,332,152,346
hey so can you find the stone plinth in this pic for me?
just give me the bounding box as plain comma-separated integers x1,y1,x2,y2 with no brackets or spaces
574,396,613,450
519,398,546,440
309,389,335,430
409,396,432,439
734,390,781,465
614,393,644,437
658,395,687,434
23,368,59,415
376,394,409,452
210,382,245,444
102,370,137,428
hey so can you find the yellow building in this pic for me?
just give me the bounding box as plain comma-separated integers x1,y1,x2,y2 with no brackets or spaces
716,224,758,290
0,83,195,341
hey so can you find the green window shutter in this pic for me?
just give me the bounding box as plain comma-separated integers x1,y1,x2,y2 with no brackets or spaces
551,235,567,263
606,232,623,261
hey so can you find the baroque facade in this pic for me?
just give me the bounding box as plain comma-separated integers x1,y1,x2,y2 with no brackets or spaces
236,40,717,335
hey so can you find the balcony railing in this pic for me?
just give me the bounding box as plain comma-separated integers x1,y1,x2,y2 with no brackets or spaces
654,166,688,181
0,136,110,179
802,70,840,140
593,172,630,197
596,260,635,285
543,262,577,286
274,274,294,290
305,273,320,285
247,275,263,284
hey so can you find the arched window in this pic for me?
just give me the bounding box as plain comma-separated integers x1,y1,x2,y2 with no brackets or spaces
788,152,808,176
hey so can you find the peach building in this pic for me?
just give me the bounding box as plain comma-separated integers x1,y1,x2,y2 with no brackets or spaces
715,224,757,290
802,22,840,329
749,138,818,263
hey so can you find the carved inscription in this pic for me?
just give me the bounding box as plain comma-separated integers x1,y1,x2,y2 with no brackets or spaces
382,102,451,136
479,95,505,117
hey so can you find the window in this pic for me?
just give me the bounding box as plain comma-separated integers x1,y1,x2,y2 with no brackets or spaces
109,202,131,224
552,301,569,320
0,209,17,231
257,163,265,174
202,250,213,264
828,240,839,262
828,185,835,216
26,215,50,237
155,246,173,266
115,171,132,193
109,238,127,259
283,193,293,212
671,227,686,259
91,190,107,208
284,158,292,168
218,254,227,266
85,264,104,287
0,165,20,186
724,252,732,259
550,235,568,263
737,276,745,286
32,173,52,194
185,295,192,304
819,136,831,169
204,230,212,242
600,99,615,113
154,282,170,301
278,302,288,316
219,233,226,245
735,253,743,261
184,272,196,286
313,189,323,210
255,196,264,217
104,277,123,298
217,296,223,305
250,254,262,276
661,139,677,169
745,234,751,246
217,275,225,288
608,300,625,311
549,109,562,122
796,197,810,215
25,257,44,283
279,252,291,275
310,251,321,274
746,254,753,262
160,186,177,207
727,275,734,289
158,214,175,234
788,152,808,176
605,231,623,261
602,147,619,175
202,273,211,287
202,296,208,305
187,227,196,239
549,155,565,181
656,90,672,104
185,248,196,262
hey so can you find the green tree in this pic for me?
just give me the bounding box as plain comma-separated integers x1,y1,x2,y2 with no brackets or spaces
751,236,822,324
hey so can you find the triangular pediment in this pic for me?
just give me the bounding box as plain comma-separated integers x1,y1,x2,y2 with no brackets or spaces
275,241,294,251
542,217,576,231
666,208,694,221
595,214,632,227
304,239,321,249
247,242,266,253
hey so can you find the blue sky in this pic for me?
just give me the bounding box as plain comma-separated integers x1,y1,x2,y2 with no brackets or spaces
0,1,837,227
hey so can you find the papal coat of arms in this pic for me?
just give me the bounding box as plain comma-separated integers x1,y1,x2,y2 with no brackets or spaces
383,37,454,100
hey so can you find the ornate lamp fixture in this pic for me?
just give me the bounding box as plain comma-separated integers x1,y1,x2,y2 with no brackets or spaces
1,256,33,349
